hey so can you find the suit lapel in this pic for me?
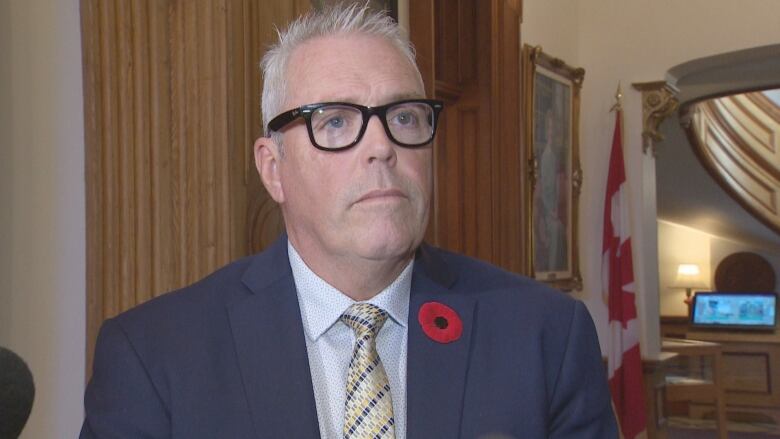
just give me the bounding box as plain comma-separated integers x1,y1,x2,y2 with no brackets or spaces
406,246,475,439
227,237,321,439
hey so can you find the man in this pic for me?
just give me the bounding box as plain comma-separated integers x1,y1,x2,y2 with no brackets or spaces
81,4,617,439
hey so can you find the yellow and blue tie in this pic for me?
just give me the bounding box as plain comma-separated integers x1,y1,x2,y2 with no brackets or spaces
341,303,396,439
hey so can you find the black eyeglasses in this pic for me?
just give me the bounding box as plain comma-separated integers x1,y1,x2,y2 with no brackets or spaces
266,99,444,151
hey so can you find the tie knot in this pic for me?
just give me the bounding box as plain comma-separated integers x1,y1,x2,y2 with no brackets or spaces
341,303,389,337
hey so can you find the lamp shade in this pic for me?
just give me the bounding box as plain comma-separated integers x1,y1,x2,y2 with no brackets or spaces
671,263,709,289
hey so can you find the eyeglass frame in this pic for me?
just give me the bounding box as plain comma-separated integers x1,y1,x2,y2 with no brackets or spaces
266,98,444,152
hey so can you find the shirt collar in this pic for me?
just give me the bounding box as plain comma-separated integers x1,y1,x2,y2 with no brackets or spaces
288,242,412,342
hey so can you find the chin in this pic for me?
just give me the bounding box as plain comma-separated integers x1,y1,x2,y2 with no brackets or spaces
354,240,410,260
353,229,422,261
344,211,428,259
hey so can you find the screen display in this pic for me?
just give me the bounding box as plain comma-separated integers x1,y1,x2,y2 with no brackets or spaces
692,292,777,329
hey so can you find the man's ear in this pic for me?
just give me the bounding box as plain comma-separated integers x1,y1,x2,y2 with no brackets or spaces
254,136,285,204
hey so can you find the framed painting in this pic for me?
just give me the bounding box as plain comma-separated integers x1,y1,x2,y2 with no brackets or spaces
522,45,585,291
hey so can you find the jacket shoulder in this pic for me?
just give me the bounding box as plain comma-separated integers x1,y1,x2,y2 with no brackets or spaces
424,245,574,306
115,254,256,326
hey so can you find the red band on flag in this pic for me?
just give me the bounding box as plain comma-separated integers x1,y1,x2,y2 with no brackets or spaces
609,344,646,438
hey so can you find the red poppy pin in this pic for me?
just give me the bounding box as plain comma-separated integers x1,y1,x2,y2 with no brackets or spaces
418,301,462,343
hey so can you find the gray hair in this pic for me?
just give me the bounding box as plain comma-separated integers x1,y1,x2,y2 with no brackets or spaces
260,2,423,144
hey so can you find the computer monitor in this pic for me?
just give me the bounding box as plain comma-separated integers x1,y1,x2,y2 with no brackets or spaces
691,292,777,330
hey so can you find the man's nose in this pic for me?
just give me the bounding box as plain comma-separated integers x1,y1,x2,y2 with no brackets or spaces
360,115,397,165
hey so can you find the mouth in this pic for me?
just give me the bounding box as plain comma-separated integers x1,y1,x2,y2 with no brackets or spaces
354,188,407,205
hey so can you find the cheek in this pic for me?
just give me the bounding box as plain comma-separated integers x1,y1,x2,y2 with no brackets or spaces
280,155,328,213
297,161,354,215
404,150,433,194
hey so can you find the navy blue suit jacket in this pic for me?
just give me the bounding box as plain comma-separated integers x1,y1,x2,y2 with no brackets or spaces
81,236,618,438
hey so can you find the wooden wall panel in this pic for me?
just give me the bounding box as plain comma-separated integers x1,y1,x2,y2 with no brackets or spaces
413,0,525,273
169,0,233,284
147,0,175,298
431,0,493,263
82,0,306,375
491,0,525,272
409,0,435,100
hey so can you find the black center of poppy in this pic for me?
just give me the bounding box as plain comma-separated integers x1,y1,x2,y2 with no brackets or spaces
434,316,448,329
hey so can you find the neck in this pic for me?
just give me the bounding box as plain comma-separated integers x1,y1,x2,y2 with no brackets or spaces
328,257,411,301
289,238,413,302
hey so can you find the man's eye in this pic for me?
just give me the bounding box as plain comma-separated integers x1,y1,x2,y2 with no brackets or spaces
392,111,418,126
326,116,345,128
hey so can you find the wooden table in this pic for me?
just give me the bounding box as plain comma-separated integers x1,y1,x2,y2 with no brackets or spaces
661,317,780,434
662,337,728,439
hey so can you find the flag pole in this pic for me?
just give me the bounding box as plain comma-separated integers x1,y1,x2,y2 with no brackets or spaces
603,82,624,307
610,82,623,113
611,82,626,158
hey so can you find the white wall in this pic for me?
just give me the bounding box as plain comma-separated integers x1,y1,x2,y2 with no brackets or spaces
524,0,780,358
0,0,86,437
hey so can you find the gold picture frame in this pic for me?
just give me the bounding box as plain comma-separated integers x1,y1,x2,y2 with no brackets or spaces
522,45,585,292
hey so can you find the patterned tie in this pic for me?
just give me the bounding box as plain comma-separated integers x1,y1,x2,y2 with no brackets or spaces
341,303,396,439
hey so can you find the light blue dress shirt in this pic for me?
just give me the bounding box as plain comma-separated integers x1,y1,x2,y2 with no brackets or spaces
288,243,411,439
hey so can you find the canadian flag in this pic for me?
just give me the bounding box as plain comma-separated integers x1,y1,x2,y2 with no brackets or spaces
602,109,646,438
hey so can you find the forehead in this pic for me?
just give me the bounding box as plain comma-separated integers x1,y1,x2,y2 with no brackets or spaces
285,33,424,108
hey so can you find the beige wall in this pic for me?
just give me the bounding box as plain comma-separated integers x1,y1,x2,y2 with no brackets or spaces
0,0,12,341
0,0,86,437
522,0,579,63
524,0,780,357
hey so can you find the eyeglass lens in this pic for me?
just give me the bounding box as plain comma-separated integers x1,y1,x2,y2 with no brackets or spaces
310,102,435,149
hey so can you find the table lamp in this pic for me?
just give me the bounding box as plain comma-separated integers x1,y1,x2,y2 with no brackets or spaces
672,263,709,312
